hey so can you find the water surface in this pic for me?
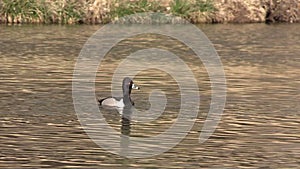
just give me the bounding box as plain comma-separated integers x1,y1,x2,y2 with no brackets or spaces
0,24,299,168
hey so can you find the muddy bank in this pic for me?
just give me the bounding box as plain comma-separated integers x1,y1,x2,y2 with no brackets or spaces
159,0,300,23
0,0,299,24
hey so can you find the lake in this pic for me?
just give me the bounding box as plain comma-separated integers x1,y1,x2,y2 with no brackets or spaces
0,23,299,168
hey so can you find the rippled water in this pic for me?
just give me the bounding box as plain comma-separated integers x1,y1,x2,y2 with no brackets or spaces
0,24,299,168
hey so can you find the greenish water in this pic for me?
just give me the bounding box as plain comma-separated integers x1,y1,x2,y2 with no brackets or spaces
0,24,299,168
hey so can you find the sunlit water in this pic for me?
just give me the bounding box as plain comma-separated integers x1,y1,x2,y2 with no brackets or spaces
0,24,299,168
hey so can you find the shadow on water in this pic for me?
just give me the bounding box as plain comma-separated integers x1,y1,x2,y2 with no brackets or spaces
0,24,299,168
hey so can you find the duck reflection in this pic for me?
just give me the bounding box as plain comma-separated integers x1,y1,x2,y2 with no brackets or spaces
120,105,133,157
121,106,132,135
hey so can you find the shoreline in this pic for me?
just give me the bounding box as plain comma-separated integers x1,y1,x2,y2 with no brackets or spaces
0,0,299,24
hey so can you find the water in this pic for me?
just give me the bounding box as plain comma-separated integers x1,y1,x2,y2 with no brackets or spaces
0,24,299,168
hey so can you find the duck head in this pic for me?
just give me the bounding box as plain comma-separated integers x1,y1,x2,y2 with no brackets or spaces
122,77,139,96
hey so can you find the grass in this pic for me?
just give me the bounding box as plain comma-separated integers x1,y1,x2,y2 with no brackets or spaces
0,0,40,23
0,0,85,24
0,0,216,24
49,0,84,24
196,0,215,13
109,0,164,20
170,0,192,17
170,0,215,18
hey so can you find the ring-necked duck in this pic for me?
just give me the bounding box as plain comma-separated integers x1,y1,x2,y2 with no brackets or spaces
98,77,139,108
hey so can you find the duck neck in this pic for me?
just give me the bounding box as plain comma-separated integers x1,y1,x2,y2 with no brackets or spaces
123,92,132,106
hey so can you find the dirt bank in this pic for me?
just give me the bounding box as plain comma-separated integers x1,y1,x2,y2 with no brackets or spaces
209,0,300,23
153,0,300,23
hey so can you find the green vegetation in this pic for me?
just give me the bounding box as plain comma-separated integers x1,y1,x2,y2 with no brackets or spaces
110,0,164,19
0,0,216,24
0,0,85,24
170,0,192,17
49,0,84,24
170,0,215,18
0,0,40,23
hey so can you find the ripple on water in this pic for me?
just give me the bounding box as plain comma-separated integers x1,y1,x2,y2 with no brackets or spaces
0,24,299,168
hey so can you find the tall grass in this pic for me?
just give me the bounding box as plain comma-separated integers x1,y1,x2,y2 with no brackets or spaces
196,0,215,12
0,0,85,24
0,0,40,23
0,0,216,24
170,0,192,17
48,0,85,24
109,0,164,20
170,0,215,18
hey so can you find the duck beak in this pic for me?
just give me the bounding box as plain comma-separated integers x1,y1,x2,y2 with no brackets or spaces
132,83,140,90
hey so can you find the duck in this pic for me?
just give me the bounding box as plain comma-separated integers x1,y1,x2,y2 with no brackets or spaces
98,77,140,108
